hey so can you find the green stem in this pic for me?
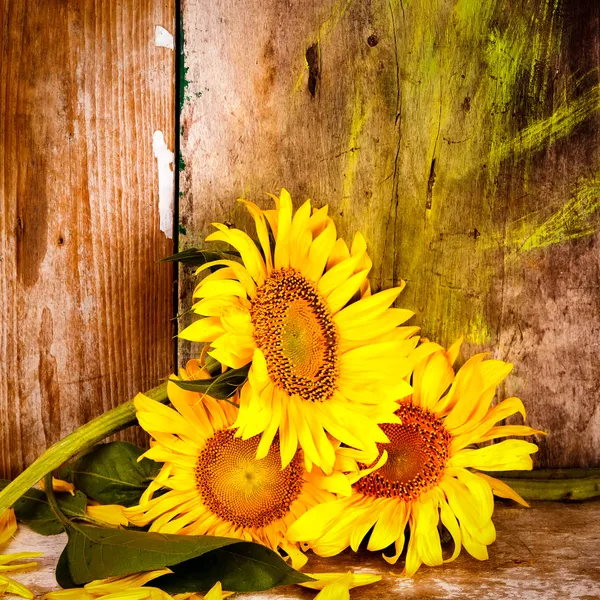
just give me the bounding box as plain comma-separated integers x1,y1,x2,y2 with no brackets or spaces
43,472,70,530
497,475,600,501
0,382,168,514
491,470,600,501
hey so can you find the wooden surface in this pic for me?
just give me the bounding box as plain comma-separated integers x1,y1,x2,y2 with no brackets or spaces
0,1,175,479
178,0,600,469
5,502,600,599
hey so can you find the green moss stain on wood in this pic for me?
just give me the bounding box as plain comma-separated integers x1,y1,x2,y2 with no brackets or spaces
491,84,600,165
520,175,600,252
178,14,190,110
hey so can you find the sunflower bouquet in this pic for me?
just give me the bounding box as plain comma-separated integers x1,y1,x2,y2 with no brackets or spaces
0,190,543,599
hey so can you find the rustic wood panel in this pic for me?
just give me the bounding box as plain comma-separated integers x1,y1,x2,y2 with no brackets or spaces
0,0,175,479
6,502,600,598
178,0,600,468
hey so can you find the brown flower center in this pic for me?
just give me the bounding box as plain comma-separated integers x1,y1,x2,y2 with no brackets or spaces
353,403,451,501
195,430,304,529
250,268,339,402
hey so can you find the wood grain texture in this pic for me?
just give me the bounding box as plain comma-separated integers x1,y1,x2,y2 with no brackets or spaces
178,0,600,468
5,502,600,598
0,0,175,479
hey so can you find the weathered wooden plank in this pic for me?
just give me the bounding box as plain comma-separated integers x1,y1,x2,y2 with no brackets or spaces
5,502,600,598
178,0,600,468
0,0,176,479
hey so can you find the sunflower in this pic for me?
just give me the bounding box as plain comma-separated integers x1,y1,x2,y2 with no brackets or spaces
286,340,544,576
178,189,421,473
124,361,351,570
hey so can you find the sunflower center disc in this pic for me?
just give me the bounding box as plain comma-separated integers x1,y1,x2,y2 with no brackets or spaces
250,268,339,402
195,430,304,529
353,404,451,501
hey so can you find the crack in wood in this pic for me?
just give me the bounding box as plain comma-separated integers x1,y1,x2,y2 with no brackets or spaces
306,42,320,98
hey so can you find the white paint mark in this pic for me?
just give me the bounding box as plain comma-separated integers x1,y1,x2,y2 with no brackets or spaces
155,26,174,50
153,130,174,239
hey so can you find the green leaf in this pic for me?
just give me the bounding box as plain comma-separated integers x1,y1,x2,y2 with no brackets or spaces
170,364,249,400
0,480,87,536
56,546,77,589
55,463,74,483
63,525,235,584
158,248,239,266
155,542,312,593
71,442,161,508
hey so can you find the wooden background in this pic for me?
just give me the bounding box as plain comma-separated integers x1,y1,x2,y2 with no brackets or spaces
1,0,599,479
178,0,600,469
0,0,175,479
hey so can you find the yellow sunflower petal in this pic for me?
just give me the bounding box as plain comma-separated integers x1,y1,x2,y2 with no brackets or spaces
0,553,41,567
192,295,248,317
299,572,382,591
256,389,282,460
1,576,35,599
459,521,489,561
447,467,494,523
193,279,248,300
367,498,406,551
437,490,462,562
442,361,488,430
289,199,313,268
333,287,403,327
477,425,546,443
307,204,330,237
412,494,443,567
338,308,414,341
403,519,422,577
450,396,529,453
304,221,337,282
280,540,308,570
317,254,362,297
0,509,17,545
302,422,335,476
326,238,351,269
207,347,250,369
289,396,321,470
286,498,352,543
178,317,225,343
448,440,538,471
204,581,226,600
274,189,293,269
87,504,129,527
84,569,173,594
439,476,487,533
433,352,488,416
446,335,463,364
38,477,75,496
348,499,386,552
195,260,257,298
477,473,530,507
279,399,299,468
412,350,454,411
314,572,353,599
239,199,274,272
43,589,96,599
206,225,266,286
326,269,370,314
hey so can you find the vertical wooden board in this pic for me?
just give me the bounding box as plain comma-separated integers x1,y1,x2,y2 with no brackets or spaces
0,0,175,479
179,0,600,467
